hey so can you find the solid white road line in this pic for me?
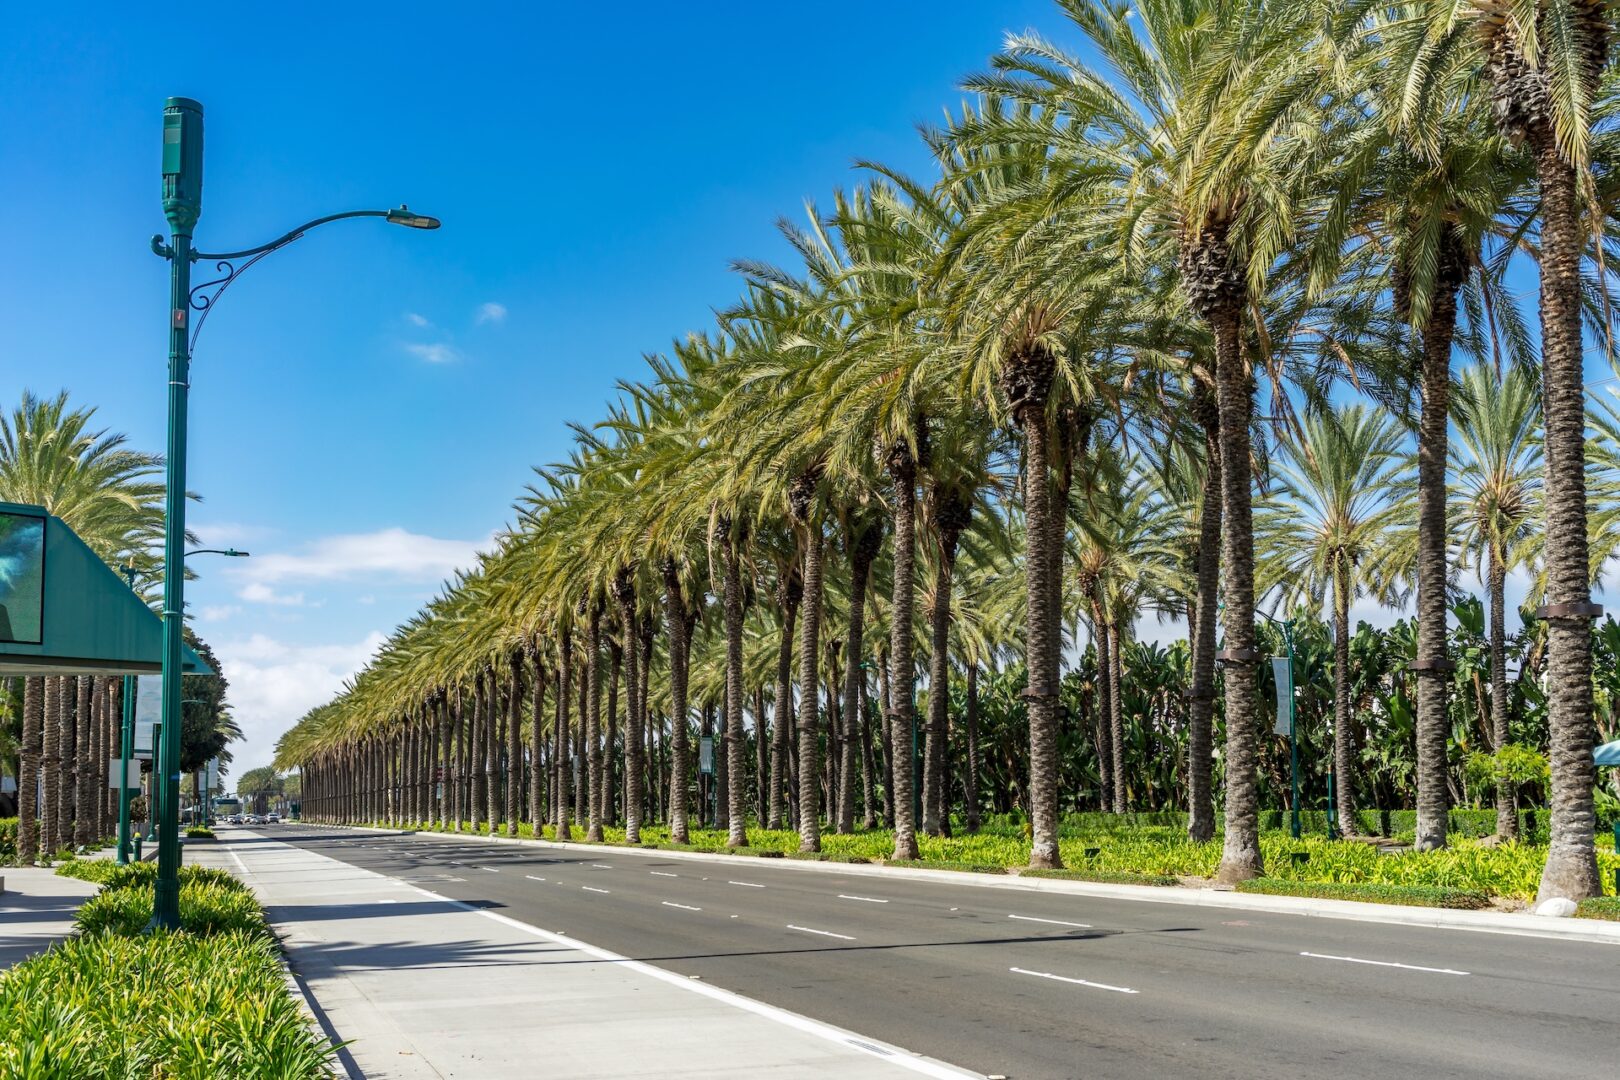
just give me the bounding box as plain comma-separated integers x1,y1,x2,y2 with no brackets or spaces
787,924,855,941
582,886,611,894
1009,914,1092,929
729,880,765,888
651,871,679,878
1299,951,1468,976
480,867,499,873
592,863,613,869
839,894,889,904
663,901,702,911
1010,966,1138,995
524,875,546,882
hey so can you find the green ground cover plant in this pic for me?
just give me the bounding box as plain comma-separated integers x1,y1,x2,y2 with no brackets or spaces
0,859,338,1077
373,817,1619,903
1235,879,1492,909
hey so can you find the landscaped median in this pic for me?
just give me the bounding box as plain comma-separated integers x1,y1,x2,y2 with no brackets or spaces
360,812,1620,916
0,858,340,1077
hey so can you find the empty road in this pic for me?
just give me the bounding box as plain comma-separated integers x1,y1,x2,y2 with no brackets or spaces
263,825,1618,1080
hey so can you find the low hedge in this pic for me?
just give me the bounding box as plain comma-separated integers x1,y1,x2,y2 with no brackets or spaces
186,825,217,839
0,859,340,1076
1235,877,1491,909
887,859,1009,874
1575,896,1620,921
1020,867,1179,887
0,817,16,861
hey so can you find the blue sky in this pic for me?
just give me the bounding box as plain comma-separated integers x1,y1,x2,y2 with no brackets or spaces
3,2,1056,774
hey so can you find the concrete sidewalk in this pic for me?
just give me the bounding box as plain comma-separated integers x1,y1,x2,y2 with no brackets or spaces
196,832,976,1080
0,864,98,970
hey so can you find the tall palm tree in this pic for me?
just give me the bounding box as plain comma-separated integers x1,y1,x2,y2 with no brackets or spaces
1474,0,1609,901
1259,404,1406,832
1451,361,1542,838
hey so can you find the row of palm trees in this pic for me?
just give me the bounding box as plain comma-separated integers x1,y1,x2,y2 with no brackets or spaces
279,0,1617,900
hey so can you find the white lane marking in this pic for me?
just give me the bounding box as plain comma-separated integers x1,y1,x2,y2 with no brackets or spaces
663,901,702,911
1009,914,1093,929
441,877,466,882
787,924,855,941
838,894,889,904
524,875,547,882
582,886,611,894
729,880,765,888
1010,966,1138,995
592,863,613,869
1299,951,1468,976
480,867,499,873
651,871,679,878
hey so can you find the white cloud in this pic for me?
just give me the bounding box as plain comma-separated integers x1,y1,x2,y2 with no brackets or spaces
406,312,431,328
212,631,389,773
475,301,507,325
356,595,376,605
239,581,306,606
198,604,242,622
406,342,461,364
189,521,273,549
240,527,490,585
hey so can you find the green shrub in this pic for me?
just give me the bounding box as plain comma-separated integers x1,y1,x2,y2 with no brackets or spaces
74,869,261,938
1575,896,1620,921
0,817,17,861
0,930,337,1078
1021,867,1179,887
1235,878,1490,909
186,825,216,839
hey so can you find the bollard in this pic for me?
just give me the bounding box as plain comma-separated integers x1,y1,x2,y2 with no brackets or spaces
132,835,143,861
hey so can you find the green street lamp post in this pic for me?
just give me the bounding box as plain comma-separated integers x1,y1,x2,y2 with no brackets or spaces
116,548,248,864
150,96,439,928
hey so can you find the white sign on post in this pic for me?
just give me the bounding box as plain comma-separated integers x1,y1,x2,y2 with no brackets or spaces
698,736,715,775
133,719,156,760
108,758,141,789
1271,656,1293,737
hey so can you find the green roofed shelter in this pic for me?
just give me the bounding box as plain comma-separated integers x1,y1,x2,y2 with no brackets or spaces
0,502,210,675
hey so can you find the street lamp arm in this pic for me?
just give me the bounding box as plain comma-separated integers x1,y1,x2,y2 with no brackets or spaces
155,206,439,351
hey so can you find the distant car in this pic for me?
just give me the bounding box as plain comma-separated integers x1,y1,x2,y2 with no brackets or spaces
228,814,244,825
266,813,280,823
245,814,264,825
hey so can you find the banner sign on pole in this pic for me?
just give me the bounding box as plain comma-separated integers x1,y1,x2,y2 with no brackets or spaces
1271,656,1293,737
134,719,156,758
698,735,715,775
108,758,141,789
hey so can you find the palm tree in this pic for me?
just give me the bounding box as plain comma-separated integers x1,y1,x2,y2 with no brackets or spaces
961,0,1326,880
1451,361,1542,838
1474,0,1609,901
1259,404,1406,832
0,391,168,863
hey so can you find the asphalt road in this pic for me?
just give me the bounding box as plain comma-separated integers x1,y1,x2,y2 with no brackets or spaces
265,824,1619,1080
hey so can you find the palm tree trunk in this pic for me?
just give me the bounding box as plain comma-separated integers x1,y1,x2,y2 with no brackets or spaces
605,635,621,830
486,672,503,834
1211,302,1263,883
18,676,42,863
1005,345,1063,869
584,608,604,841
964,661,981,833
796,515,824,852
1413,240,1463,852
887,442,922,861
1187,390,1222,841
755,687,768,826
42,676,61,856
878,649,894,828
506,654,523,836
555,636,572,840
614,588,641,844
453,691,465,829
861,671,878,830
662,561,693,844
721,528,750,848
1108,618,1127,813
531,656,547,830
1333,563,1357,833
60,678,78,846
838,521,878,835
1488,551,1518,840
1529,124,1603,899
1089,599,1114,812
574,673,587,827
768,570,800,830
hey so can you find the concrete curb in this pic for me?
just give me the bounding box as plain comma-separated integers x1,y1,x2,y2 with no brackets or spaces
297,822,1620,946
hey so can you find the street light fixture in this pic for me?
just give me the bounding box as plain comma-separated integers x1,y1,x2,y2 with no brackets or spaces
149,97,438,929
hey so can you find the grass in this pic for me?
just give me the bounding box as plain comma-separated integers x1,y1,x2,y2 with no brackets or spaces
0,857,339,1077
368,816,1620,904
1575,896,1620,921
